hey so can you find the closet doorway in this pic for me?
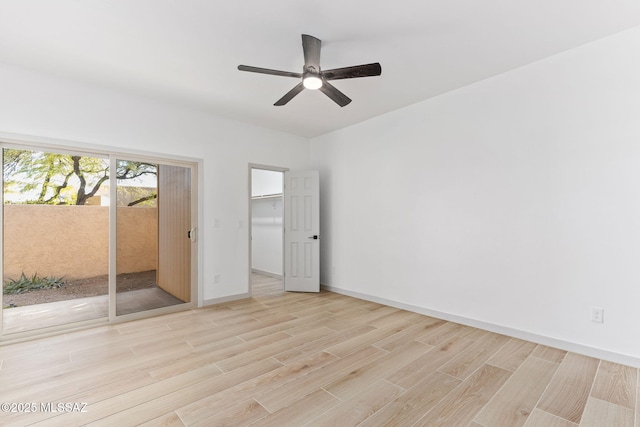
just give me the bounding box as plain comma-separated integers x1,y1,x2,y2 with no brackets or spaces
250,166,285,296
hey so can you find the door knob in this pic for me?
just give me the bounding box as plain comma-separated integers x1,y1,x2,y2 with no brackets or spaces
308,235,319,240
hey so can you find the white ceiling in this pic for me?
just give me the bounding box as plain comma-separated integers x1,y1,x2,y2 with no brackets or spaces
1,0,640,138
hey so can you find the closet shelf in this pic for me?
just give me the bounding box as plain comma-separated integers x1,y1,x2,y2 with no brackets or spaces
251,193,283,200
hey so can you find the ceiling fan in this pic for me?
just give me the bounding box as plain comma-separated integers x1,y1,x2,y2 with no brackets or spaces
238,34,382,107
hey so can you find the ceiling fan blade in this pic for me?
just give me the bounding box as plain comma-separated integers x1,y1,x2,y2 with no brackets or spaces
302,34,321,72
238,65,302,78
322,63,382,80
274,82,305,106
319,81,352,107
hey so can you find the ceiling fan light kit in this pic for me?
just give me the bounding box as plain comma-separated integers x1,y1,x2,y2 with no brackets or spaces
238,34,382,107
302,74,323,90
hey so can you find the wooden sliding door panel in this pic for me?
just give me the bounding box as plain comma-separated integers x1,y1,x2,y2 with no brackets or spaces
157,165,191,302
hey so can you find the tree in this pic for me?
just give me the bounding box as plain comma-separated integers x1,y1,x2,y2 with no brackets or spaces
3,149,157,205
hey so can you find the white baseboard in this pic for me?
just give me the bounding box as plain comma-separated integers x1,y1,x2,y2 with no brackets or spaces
321,284,640,368
251,268,283,280
202,292,250,306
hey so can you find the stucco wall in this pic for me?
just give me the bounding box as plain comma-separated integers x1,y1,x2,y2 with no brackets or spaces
3,205,157,280
116,206,158,275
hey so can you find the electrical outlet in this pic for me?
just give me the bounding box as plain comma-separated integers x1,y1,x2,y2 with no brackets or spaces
591,307,604,323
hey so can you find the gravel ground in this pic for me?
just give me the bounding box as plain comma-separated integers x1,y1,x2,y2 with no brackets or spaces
3,270,156,307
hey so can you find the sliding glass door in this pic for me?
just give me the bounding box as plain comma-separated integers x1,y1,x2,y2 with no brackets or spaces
1,143,197,337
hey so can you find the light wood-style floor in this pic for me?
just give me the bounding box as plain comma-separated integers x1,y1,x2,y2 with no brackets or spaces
0,273,637,426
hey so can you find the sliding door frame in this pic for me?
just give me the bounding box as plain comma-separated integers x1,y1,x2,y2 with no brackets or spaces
0,134,200,341
110,153,199,323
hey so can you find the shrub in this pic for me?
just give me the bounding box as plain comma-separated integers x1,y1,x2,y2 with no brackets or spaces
3,272,65,294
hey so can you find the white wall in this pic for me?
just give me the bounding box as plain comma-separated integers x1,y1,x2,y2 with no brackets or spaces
310,26,640,366
0,62,310,303
251,169,283,276
251,198,283,276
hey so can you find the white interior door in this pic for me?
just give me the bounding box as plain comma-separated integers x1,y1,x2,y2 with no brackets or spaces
284,170,319,292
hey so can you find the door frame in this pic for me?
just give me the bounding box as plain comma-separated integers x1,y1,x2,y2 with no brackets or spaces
110,154,199,323
248,164,288,296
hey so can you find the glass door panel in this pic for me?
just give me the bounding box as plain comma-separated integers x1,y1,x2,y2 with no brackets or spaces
2,147,109,334
115,160,191,316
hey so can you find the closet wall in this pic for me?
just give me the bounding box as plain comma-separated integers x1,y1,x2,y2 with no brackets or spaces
251,169,283,277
